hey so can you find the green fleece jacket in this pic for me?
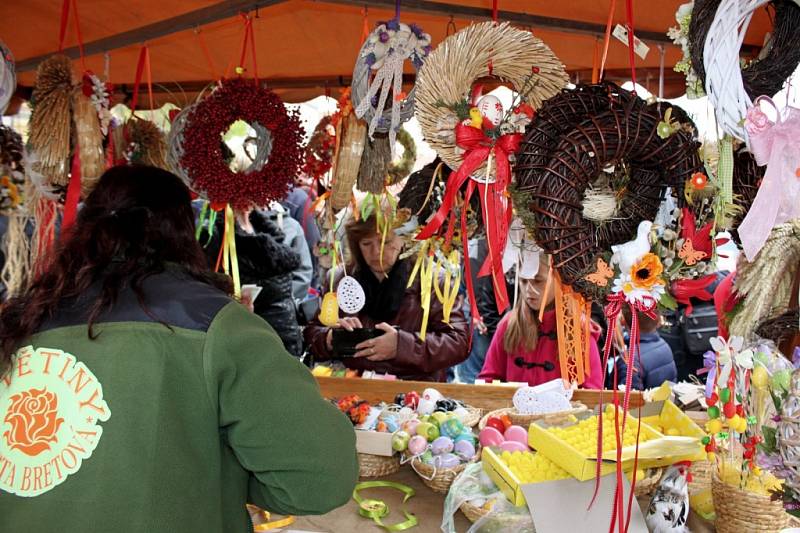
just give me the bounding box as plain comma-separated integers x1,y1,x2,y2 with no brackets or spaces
0,270,358,532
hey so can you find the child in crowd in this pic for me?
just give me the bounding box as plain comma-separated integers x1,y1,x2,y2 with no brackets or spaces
478,254,604,388
616,307,677,390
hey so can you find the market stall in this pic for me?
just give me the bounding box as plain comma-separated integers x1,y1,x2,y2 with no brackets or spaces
1,0,800,532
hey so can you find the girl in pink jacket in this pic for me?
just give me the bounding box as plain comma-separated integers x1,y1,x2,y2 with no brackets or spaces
478,256,604,388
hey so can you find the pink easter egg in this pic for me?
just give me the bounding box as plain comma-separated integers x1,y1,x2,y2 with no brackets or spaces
504,425,529,446
408,435,428,456
478,427,505,448
499,440,529,453
404,419,420,435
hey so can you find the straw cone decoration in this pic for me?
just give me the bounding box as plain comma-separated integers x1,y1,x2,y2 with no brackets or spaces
127,118,168,170
71,88,105,197
331,112,366,211
357,133,391,194
730,219,800,339
1,214,31,297
415,21,568,175
28,55,73,187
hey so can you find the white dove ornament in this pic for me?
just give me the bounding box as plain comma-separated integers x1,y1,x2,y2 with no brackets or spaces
611,220,653,274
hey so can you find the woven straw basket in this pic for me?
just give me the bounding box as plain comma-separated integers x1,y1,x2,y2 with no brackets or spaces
712,471,790,532
478,403,588,431
358,452,400,478
688,460,713,495
461,405,482,428
404,452,479,494
633,468,663,497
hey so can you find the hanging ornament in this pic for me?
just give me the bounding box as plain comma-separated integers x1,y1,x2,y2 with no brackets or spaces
320,292,341,327
337,275,366,314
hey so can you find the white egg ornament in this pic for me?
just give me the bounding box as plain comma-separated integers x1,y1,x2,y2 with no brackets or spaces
336,275,366,314
476,95,504,128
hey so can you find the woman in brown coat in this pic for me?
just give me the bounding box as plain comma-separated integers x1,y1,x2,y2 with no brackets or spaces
304,213,470,381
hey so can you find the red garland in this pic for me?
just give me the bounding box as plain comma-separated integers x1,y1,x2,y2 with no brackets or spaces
180,78,304,208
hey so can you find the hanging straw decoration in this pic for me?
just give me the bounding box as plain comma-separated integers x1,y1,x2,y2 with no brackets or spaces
28,54,73,187
0,125,30,297
0,39,16,115
125,117,169,170
331,111,367,211
71,86,104,197
730,218,800,340
357,133,392,194
387,128,416,185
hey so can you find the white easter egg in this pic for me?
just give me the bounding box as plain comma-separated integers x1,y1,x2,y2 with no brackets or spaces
417,398,436,415
422,388,443,403
476,95,504,127
337,275,366,314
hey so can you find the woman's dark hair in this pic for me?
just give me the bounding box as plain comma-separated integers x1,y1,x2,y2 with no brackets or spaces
0,165,231,374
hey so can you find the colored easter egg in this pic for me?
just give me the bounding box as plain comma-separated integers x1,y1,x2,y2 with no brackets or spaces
479,427,505,447
420,450,435,465
403,391,420,409
392,431,411,452
403,419,420,435
440,418,465,439
454,439,476,460
504,425,529,445
422,388,443,403
433,453,462,469
319,292,340,327
453,407,469,422
719,388,731,404
454,432,478,446
415,422,440,442
431,436,454,455
476,95,504,127
499,440,529,453
408,435,428,455
485,417,506,434
707,406,720,419
417,398,436,416
430,411,449,427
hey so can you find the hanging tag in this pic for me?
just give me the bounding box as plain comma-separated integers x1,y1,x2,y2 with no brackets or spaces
612,24,649,60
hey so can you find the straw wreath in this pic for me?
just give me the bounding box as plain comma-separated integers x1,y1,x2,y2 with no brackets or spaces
514,84,702,300
415,21,568,176
700,0,800,139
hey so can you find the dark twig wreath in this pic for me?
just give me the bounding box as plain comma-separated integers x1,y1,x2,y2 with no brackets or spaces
180,78,303,208
755,308,799,346
689,0,800,101
514,84,702,300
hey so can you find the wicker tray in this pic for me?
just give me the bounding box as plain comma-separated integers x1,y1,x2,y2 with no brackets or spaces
712,470,790,532
358,452,400,478
478,404,588,431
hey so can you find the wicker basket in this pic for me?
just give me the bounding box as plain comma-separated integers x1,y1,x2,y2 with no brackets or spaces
712,470,790,532
404,452,479,494
358,452,400,478
461,405,483,428
478,404,588,431
460,501,492,523
688,460,713,495
633,468,663,497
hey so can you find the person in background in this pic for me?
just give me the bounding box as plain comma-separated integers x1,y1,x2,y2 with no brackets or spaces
260,204,313,305
283,185,321,288
202,208,303,357
0,165,357,532
304,211,470,381
478,254,604,387
456,237,512,384
616,307,677,390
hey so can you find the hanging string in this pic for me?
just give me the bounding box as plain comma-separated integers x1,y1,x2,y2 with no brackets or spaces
130,45,154,113
592,38,601,84
598,0,617,81
446,16,457,36
195,27,219,80
361,7,370,44
657,45,665,98
395,0,401,21
492,0,499,23
58,0,87,72
624,0,637,90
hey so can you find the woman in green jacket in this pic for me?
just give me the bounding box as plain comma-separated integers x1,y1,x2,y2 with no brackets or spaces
0,165,357,532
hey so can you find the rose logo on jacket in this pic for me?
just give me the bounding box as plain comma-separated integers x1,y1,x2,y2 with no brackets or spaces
0,346,111,497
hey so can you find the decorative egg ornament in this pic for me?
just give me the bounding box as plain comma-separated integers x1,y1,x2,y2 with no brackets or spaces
336,275,366,314
475,94,504,127
319,292,340,327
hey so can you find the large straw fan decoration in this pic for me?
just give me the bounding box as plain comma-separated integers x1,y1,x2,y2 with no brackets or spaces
414,21,568,318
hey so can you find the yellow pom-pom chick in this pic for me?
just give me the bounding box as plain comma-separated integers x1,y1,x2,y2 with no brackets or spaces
468,107,483,129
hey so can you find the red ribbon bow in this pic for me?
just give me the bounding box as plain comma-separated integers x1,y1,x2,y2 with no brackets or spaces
416,122,521,318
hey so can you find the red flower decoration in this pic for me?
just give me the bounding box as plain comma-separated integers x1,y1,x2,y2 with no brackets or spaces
180,78,304,208
691,172,708,190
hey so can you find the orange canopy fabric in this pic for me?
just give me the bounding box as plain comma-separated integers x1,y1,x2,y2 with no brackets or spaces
1,0,777,106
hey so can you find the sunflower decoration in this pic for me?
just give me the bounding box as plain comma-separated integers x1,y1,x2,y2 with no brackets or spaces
612,250,668,306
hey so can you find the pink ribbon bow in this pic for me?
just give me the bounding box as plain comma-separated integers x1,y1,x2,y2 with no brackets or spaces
739,97,800,261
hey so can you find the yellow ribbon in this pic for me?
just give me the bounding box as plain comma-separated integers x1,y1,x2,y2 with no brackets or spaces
441,250,461,324
407,240,429,289
352,481,418,531
224,204,241,300
419,251,434,341
246,505,295,532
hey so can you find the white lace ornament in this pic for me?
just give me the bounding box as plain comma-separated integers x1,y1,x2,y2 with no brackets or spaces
336,275,366,314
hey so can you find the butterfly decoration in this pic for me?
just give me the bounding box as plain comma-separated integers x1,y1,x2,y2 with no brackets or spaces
584,257,614,287
678,239,707,265
709,336,754,384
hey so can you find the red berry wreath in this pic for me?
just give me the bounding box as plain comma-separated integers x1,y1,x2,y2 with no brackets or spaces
180,78,304,208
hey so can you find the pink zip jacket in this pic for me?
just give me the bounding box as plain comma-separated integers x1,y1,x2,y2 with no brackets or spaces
478,310,604,388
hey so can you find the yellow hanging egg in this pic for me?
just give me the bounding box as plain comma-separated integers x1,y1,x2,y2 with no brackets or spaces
319,293,340,327
752,365,769,389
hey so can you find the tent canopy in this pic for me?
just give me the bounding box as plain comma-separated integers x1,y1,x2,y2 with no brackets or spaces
2,0,776,108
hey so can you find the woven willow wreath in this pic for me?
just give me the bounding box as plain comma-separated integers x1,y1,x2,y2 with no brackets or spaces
702,0,800,139
415,21,568,176
514,84,702,300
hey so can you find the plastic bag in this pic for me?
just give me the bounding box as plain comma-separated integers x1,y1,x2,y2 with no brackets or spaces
441,462,537,533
